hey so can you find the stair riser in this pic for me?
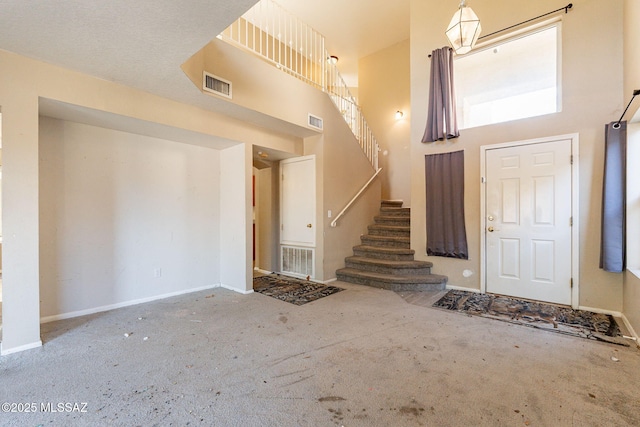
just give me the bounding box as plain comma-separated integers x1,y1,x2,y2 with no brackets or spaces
336,274,446,292
360,237,410,249
381,201,404,208
345,261,432,276
374,218,410,226
352,249,415,261
379,208,410,217
368,228,410,238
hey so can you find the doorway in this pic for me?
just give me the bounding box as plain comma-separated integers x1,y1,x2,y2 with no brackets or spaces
280,155,316,278
481,134,579,307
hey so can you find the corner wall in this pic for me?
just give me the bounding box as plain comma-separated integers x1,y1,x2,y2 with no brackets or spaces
410,0,624,311
359,39,411,204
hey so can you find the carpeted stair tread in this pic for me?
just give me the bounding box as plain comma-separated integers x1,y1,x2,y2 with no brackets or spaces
374,215,411,224
379,207,411,216
352,245,416,261
345,256,433,269
353,245,415,256
360,234,410,248
368,224,410,232
336,268,447,291
381,200,404,207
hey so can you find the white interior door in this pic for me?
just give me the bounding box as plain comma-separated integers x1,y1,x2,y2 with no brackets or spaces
485,139,573,305
280,155,315,246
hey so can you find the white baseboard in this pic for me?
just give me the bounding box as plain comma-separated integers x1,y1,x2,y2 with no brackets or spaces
253,267,273,275
220,284,254,295
40,284,221,324
577,306,622,317
319,278,337,285
1,340,42,356
445,285,481,293
620,313,640,348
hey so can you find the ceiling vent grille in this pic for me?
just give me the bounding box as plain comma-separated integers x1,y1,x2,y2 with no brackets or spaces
203,72,232,99
308,114,323,131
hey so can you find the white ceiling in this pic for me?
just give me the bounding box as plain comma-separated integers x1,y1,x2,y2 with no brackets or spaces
275,0,410,86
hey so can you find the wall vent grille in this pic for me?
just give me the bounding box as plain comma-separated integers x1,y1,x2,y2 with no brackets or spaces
308,114,323,131
281,246,314,278
203,72,232,99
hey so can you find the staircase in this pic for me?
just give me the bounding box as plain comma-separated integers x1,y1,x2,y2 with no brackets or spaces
336,200,448,291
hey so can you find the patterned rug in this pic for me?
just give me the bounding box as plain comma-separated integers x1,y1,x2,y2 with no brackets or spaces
253,274,344,306
433,290,628,346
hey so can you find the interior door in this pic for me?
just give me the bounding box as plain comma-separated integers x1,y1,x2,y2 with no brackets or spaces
485,139,572,305
280,155,316,246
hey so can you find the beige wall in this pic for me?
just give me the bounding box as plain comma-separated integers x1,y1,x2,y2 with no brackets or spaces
410,0,624,311
624,0,640,121
39,118,222,318
359,39,411,204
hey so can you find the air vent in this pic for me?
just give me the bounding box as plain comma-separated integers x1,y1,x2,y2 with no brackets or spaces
203,72,232,99
281,246,314,278
308,114,323,131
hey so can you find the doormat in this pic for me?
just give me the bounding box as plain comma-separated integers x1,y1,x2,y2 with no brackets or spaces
433,290,628,346
253,274,344,306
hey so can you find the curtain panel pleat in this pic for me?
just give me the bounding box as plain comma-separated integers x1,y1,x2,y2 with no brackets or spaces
425,150,468,259
600,121,627,273
422,47,459,143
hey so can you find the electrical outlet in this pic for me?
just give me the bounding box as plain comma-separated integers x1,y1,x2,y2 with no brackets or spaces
328,210,332,218
154,268,162,278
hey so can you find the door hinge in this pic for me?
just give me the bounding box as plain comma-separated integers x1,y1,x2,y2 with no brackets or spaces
481,176,485,184
570,216,573,226
570,278,573,288
570,154,573,164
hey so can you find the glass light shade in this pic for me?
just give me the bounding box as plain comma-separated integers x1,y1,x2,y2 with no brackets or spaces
445,4,482,55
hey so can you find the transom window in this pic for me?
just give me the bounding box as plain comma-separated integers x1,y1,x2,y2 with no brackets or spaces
455,23,561,129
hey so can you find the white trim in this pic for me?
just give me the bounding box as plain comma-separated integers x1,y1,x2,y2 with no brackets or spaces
446,285,481,293
40,284,221,324
620,314,640,348
480,133,580,308
254,267,274,275
321,278,337,285
220,284,254,295
577,306,622,317
1,340,43,356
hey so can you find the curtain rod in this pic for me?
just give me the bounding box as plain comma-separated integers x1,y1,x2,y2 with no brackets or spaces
478,3,573,41
613,89,640,129
429,3,573,58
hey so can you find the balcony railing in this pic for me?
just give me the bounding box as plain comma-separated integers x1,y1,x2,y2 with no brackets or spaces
219,0,379,170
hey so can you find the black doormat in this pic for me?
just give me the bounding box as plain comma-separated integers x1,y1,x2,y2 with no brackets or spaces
253,274,344,306
433,290,628,346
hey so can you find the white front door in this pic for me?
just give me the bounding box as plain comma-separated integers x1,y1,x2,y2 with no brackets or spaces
485,138,573,305
280,155,316,246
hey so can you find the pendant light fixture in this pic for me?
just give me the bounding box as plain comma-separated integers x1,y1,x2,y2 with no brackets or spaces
445,0,482,55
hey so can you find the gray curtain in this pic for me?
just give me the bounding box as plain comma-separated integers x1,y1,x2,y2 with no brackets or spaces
425,150,468,259
422,47,459,143
600,121,626,272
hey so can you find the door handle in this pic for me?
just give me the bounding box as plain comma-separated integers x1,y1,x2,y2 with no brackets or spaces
488,226,495,232
307,224,313,228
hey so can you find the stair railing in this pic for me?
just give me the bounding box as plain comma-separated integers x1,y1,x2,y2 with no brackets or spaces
219,0,379,171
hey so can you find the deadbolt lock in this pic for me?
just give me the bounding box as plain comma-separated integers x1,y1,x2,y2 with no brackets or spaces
488,215,494,221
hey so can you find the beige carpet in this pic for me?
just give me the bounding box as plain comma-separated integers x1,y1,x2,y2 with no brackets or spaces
0,282,638,426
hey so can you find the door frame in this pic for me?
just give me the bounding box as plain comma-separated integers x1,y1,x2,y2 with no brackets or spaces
480,133,580,308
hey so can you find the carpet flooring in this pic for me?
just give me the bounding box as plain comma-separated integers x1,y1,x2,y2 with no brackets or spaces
433,289,628,345
253,274,343,305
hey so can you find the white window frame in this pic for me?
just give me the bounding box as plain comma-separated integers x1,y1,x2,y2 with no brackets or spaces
455,18,563,129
